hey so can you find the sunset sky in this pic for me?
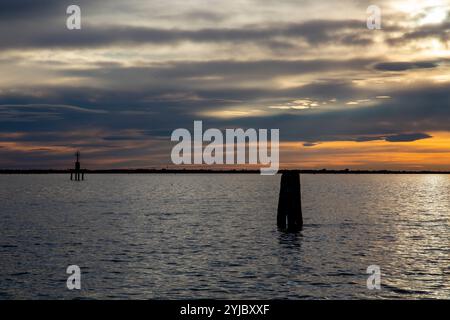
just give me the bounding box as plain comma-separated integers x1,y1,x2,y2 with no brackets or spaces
1,0,450,170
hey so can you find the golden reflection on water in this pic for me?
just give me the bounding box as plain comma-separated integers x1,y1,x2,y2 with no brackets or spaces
374,175,450,299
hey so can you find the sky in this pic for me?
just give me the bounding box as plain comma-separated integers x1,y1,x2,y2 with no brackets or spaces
1,0,450,170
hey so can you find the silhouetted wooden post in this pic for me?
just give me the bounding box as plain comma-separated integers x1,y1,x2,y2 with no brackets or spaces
277,171,303,232
70,172,73,180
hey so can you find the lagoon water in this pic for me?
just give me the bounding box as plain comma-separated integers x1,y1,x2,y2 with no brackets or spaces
0,174,449,299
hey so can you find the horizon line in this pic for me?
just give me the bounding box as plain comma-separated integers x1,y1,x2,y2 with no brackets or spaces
2,168,450,174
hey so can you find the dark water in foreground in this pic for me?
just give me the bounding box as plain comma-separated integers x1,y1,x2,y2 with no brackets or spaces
0,174,449,299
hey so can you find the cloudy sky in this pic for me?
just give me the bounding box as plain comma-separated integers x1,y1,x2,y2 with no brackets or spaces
1,0,450,170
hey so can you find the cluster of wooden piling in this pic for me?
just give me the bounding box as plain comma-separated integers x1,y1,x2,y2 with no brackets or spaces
277,171,303,232
70,151,85,181
70,171,84,181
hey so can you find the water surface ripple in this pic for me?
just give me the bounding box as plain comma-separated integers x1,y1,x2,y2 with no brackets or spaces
0,174,449,299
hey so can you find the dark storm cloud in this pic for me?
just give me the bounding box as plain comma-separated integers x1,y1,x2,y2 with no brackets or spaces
303,142,319,147
0,104,107,114
61,58,374,88
0,0,65,18
0,0,97,26
182,10,226,22
354,136,382,142
0,19,370,49
0,102,112,133
374,61,439,72
354,133,432,143
0,104,107,122
102,135,147,141
384,133,432,142
0,0,443,51
2,82,448,145
0,78,369,122
339,33,374,46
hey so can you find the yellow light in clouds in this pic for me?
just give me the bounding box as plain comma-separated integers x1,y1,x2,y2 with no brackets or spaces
391,0,448,26
419,6,448,25
200,109,266,119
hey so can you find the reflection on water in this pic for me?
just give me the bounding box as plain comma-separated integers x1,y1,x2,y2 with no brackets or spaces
0,174,449,299
278,232,302,249
371,174,450,299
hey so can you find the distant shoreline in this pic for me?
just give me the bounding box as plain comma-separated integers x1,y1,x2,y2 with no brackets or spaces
1,169,450,174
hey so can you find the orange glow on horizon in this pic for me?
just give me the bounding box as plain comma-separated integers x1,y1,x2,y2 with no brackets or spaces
281,132,450,170
2,132,450,170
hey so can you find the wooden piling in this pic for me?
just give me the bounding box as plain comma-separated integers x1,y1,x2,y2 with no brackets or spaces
277,171,303,232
